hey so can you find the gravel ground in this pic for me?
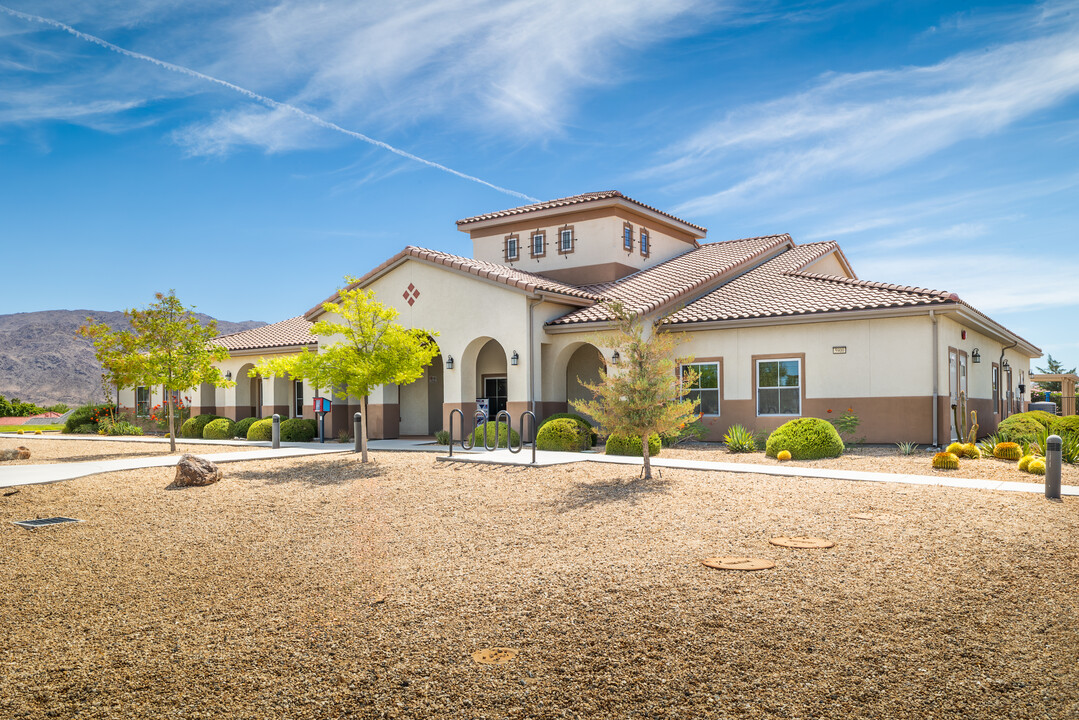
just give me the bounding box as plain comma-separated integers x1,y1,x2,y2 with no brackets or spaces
0,438,263,466
2,450,1077,719
663,442,1079,485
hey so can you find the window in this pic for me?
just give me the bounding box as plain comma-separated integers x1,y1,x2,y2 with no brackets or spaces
682,362,720,416
992,364,1000,414
757,359,801,416
559,228,573,253
505,235,519,261
136,387,150,417
640,229,650,257
294,380,304,418
623,224,633,251
531,231,545,258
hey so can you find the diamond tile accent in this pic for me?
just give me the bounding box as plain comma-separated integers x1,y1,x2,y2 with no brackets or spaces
404,284,420,307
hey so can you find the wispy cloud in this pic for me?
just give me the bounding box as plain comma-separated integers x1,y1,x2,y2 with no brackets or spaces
657,3,1079,215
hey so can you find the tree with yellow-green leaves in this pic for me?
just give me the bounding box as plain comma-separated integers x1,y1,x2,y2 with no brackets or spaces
571,302,699,480
253,278,439,462
79,291,233,452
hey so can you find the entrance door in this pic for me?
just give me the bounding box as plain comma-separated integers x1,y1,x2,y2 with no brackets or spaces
948,349,958,441
484,377,507,417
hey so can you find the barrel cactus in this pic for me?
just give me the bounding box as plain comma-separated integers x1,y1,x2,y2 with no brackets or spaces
1017,455,1034,472
945,442,965,456
932,452,960,470
961,443,980,459
1028,458,1046,476
777,450,792,461
993,442,1022,461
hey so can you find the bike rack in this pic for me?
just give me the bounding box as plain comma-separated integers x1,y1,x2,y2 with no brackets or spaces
447,408,537,464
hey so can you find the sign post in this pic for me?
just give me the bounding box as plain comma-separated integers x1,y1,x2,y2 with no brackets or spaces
313,397,333,444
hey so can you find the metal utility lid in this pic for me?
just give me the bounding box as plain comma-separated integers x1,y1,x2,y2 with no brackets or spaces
11,517,82,530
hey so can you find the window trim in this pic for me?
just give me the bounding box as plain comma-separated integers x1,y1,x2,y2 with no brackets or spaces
135,386,151,417
504,234,519,262
753,354,805,417
623,222,634,252
557,225,575,255
294,379,304,419
530,230,546,258
992,362,1000,415
680,358,723,417
640,228,650,258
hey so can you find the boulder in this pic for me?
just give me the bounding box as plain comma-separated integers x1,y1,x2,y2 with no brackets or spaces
0,446,31,461
173,454,221,487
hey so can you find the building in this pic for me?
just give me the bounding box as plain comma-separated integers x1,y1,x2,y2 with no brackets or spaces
119,191,1040,445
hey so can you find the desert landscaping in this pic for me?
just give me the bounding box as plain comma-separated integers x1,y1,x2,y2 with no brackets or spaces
2,439,1077,719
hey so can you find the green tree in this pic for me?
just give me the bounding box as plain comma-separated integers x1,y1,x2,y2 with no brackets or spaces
1035,354,1076,393
79,291,233,452
253,278,439,462
571,303,700,479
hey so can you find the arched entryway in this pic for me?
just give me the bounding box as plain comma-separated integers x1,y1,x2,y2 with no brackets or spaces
197,381,217,415
234,363,261,419
566,343,605,416
399,347,444,436
475,339,508,417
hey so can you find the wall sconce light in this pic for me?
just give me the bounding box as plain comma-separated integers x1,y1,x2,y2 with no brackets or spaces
971,348,981,363
225,370,232,381
511,351,519,366
1002,359,1010,370
611,351,620,364
446,356,454,370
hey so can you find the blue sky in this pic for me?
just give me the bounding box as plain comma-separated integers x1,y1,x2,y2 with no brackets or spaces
1,0,1077,367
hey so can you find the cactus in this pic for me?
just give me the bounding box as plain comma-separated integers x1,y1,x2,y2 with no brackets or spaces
932,451,960,470
946,441,965,455
1028,458,1046,476
952,393,980,444
962,443,980,459
993,441,1022,461
777,450,792,461
1017,455,1034,472
966,410,979,444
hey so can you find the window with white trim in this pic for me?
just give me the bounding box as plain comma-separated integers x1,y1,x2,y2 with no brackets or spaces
640,229,650,257
560,228,573,253
294,380,304,418
756,359,801,416
623,225,633,251
531,232,545,257
681,362,720,416
136,386,150,417
506,236,519,261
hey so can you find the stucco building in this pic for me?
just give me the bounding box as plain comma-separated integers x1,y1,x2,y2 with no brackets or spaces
120,191,1040,445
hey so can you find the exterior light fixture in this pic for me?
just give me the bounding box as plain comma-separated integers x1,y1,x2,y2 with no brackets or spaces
225,370,232,381
511,351,519,366
1002,359,1010,370
446,356,454,370
971,348,981,363
611,351,620,364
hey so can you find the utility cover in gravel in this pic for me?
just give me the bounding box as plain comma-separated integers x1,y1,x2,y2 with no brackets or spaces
769,536,835,549
471,648,519,664
701,557,776,571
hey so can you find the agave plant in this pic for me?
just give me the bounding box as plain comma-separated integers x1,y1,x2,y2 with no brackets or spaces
977,433,1000,459
895,441,919,455
724,424,756,453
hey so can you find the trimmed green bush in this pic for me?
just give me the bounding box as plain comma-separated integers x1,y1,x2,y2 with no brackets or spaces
181,414,222,439
202,418,236,440
765,418,844,460
73,423,97,434
1051,415,1079,436
435,430,450,445
281,417,317,442
247,418,273,441
471,421,520,448
63,403,114,434
996,414,1047,446
605,433,662,457
97,418,143,436
536,418,589,452
538,413,597,447
1024,410,1059,430
234,417,257,439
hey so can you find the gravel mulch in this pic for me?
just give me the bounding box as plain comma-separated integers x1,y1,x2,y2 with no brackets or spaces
1,451,1077,719
663,442,1079,485
0,438,263,466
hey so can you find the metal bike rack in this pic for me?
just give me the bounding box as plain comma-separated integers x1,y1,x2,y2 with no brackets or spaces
447,408,537,464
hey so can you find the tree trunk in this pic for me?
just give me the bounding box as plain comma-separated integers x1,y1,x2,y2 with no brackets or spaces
360,394,369,463
167,392,176,453
641,433,652,480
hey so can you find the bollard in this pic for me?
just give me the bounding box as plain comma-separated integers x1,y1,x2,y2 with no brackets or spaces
354,412,362,454
272,414,280,449
1045,434,1062,502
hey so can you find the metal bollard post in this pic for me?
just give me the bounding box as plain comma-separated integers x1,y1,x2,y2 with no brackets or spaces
271,414,281,449
354,412,362,454
1046,434,1062,502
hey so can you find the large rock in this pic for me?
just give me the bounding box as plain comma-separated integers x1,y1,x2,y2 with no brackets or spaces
173,454,221,487
0,446,31,461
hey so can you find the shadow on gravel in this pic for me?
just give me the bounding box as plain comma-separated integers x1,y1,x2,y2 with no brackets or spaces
554,475,670,512
225,456,385,487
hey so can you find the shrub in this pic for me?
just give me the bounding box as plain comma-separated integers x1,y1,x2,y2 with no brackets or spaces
961,443,980,459
1028,458,1047,475
73,423,97,434
280,418,317,442
181,414,222,439
536,418,589,452
234,417,258,439
777,450,792,461
97,417,143,436
202,418,236,440
765,418,844,460
724,424,756,453
932,452,960,470
998,413,1053,445
1024,410,1059,430
538,413,596,447
1051,416,1079,436
605,433,662,457
993,442,1022,460
247,418,273,441
896,441,919,455
1017,455,1034,472
303,418,319,439
977,433,1000,459
471,421,520,449
435,429,450,445
63,403,114,434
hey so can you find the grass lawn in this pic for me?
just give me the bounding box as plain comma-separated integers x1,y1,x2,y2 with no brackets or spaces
0,424,65,433
1,446,1077,719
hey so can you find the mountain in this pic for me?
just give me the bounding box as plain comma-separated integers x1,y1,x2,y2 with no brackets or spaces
0,310,266,407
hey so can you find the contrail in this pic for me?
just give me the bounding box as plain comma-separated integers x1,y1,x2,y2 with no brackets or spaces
0,4,539,202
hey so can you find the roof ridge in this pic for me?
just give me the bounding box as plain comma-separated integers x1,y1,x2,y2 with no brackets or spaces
789,270,953,298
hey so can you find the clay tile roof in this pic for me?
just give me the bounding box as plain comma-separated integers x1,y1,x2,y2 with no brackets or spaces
548,234,792,326
456,190,707,235
212,316,316,352
662,242,954,325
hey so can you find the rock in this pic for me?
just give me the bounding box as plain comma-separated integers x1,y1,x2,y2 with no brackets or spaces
173,454,221,487
0,446,30,461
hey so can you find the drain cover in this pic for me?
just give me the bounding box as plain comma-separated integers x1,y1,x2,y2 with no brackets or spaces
769,536,834,549
472,648,519,665
701,557,775,571
12,517,82,530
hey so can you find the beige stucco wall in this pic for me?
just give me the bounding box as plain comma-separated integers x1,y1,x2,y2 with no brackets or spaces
801,252,850,278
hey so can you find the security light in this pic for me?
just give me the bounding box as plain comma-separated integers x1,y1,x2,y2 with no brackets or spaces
972,349,981,363
611,351,620,364
511,351,519,366
446,356,454,370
